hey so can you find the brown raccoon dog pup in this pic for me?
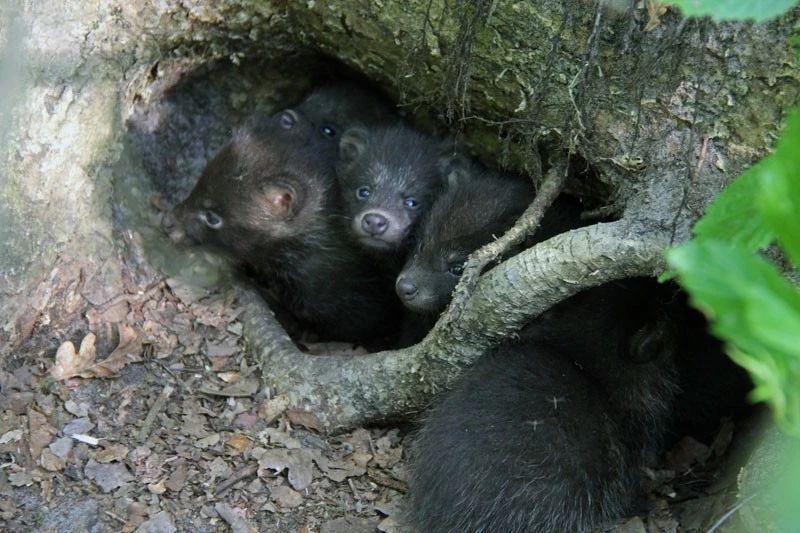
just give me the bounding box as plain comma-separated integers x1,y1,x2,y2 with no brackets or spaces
335,124,458,257
395,167,584,315
167,108,402,344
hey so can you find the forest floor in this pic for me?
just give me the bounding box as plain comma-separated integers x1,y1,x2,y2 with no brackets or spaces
0,260,740,532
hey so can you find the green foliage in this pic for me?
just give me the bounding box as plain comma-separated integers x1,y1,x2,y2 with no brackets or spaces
667,242,800,432
668,0,799,22
666,110,800,435
791,31,800,61
757,115,800,266
691,167,773,250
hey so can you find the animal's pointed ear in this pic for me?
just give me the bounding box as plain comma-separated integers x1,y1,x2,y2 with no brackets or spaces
627,314,675,363
438,141,472,187
278,109,301,130
258,184,296,218
339,126,368,163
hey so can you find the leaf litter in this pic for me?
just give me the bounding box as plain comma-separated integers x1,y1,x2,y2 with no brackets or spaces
2,274,408,532
3,266,743,532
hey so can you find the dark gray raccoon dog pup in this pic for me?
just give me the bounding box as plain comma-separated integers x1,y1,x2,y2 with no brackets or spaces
167,104,402,344
335,124,459,258
296,81,394,143
395,167,584,315
407,278,683,533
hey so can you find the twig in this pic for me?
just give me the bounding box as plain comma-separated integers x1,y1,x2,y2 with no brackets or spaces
443,163,567,322
348,478,360,500
706,494,754,533
215,463,258,497
136,383,174,443
367,468,409,493
95,277,165,311
693,136,709,184
104,511,127,524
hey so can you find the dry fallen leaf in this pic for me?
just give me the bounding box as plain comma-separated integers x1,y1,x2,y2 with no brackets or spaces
8,469,34,487
0,429,23,445
665,436,711,472
196,433,221,449
319,452,371,483
202,377,259,398
215,503,258,533
217,371,241,383
257,427,301,450
321,516,380,533
270,485,303,508
147,479,168,495
374,434,403,469
81,324,143,377
28,409,56,459
644,0,668,32
257,395,290,424
165,464,189,492
286,408,324,433
50,333,97,380
96,443,130,463
39,448,65,471
50,326,143,380
84,459,133,493
226,434,252,455
610,516,647,533
257,448,314,491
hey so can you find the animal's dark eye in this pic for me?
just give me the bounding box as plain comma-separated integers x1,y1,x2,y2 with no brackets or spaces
321,125,336,137
404,197,420,210
279,112,296,130
356,186,371,200
201,210,224,230
448,264,464,277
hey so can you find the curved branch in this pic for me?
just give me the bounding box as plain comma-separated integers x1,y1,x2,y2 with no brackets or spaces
445,162,567,321
242,218,670,432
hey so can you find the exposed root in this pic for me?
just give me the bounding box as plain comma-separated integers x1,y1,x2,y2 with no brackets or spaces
443,163,568,324
243,219,670,432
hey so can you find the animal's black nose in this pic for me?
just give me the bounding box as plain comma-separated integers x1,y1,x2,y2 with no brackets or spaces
362,213,388,235
396,278,418,299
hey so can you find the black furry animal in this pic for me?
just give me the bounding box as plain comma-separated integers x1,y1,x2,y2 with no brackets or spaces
168,107,402,344
335,124,456,257
296,81,394,144
396,166,584,314
407,279,683,533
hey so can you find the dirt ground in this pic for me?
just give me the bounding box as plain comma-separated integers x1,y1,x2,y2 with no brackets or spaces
0,255,742,532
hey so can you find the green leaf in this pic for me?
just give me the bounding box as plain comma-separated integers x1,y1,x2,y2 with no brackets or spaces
757,110,800,268
791,32,800,62
692,166,774,251
668,0,799,22
667,240,800,434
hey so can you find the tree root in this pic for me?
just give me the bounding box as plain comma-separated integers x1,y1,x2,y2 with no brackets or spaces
241,218,671,432
444,162,567,323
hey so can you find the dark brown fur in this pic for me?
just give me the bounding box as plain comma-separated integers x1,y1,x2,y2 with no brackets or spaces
169,108,402,344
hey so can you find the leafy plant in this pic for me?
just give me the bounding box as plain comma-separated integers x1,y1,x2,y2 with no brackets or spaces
666,110,800,435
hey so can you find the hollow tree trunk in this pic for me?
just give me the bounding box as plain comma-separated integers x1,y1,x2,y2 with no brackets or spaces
2,0,799,429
